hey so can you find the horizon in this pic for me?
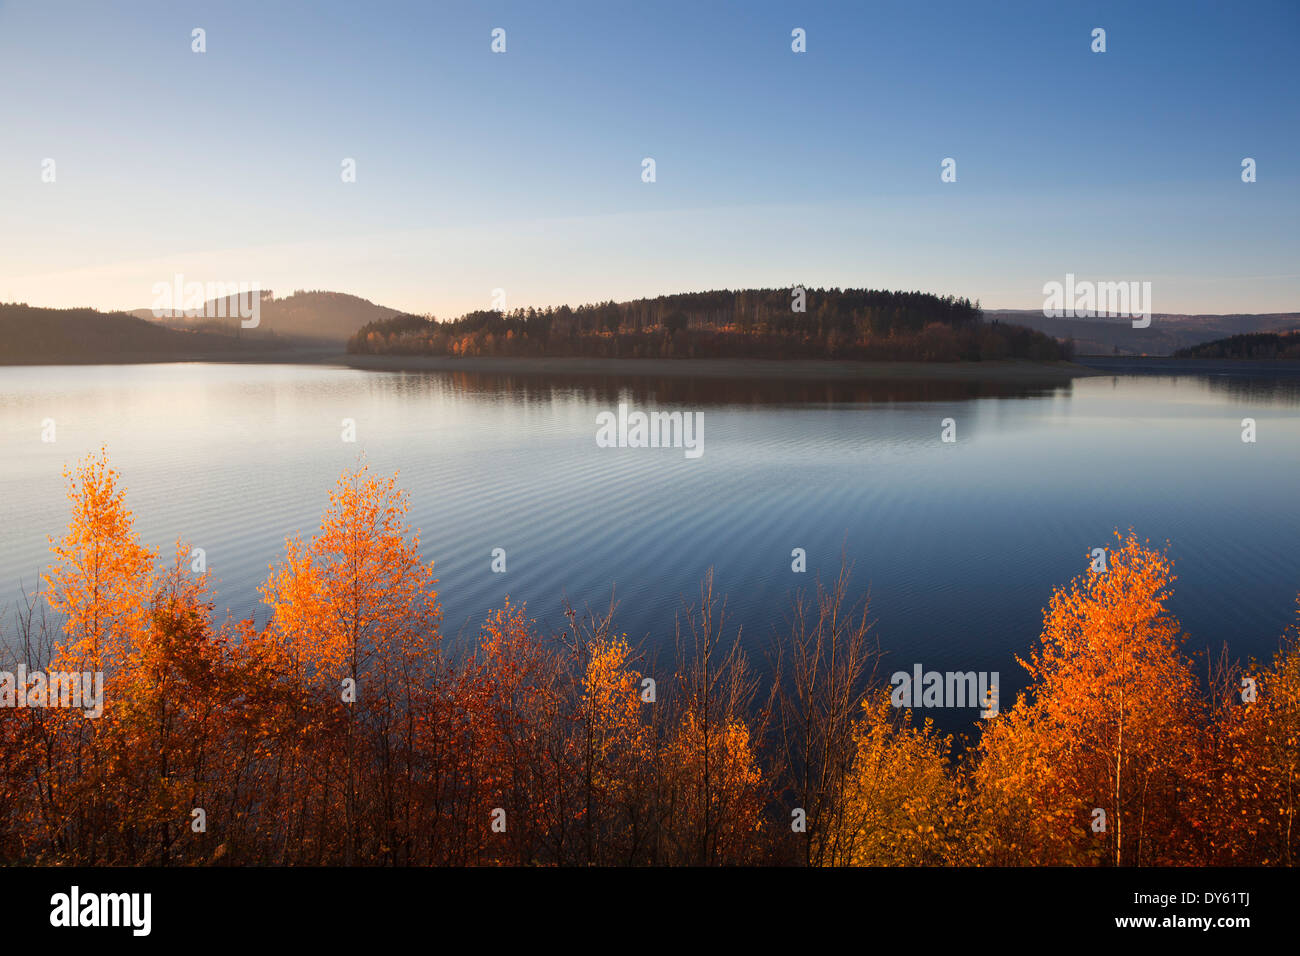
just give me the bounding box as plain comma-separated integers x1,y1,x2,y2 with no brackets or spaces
10,285,1300,323
11,282,1300,324
1,0,1297,317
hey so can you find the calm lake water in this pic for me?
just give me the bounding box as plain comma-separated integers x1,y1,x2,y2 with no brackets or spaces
2,363,1298,721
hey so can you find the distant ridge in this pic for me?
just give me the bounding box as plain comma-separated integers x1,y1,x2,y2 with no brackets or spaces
131,290,402,343
1174,329,1300,360
986,309,1300,357
0,302,279,364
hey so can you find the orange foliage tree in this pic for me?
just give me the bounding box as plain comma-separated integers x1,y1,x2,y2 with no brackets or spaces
975,532,1201,865
659,572,769,865
260,462,442,863
836,691,964,865
1193,600,1300,864
44,448,155,673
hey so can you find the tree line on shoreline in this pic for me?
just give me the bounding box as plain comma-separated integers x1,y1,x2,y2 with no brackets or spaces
346,288,1074,362
1,451,1295,866
1175,329,1300,360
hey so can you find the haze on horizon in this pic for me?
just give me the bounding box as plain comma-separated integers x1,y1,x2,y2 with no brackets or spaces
0,0,1296,319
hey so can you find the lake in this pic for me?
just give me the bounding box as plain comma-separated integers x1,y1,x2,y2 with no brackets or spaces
2,362,1297,724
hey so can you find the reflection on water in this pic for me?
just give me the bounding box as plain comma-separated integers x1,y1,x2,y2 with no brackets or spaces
1199,374,1300,404
1,362,1298,730
424,369,1076,407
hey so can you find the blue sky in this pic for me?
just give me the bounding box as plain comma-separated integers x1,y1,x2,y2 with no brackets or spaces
1,0,1296,316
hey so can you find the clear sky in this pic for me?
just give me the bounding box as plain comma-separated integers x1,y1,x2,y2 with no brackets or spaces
1,0,1296,317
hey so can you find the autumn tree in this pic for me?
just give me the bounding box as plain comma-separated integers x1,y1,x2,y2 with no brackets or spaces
0,589,58,862
453,599,570,865
837,691,965,865
22,450,158,862
660,571,769,865
564,601,655,864
44,448,155,673
974,531,1201,865
91,543,239,863
261,462,442,864
772,559,878,866
1195,600,1300,864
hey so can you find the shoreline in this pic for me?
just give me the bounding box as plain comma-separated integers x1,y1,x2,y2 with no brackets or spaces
6,350,1298,382
0,345,341,366
338,354,1104,383
1072,356,1300,377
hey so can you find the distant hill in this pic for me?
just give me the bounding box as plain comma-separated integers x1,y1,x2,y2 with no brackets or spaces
1174,329,1300,360
987,310,1300,357
0,302,288,364
133,290,401,343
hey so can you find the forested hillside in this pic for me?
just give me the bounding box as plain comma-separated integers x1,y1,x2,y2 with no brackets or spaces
349,288,1073,362
0,303,263,364
1175,330,1300,360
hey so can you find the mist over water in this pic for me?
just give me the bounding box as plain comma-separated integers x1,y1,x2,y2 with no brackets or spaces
2,362,1297,724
